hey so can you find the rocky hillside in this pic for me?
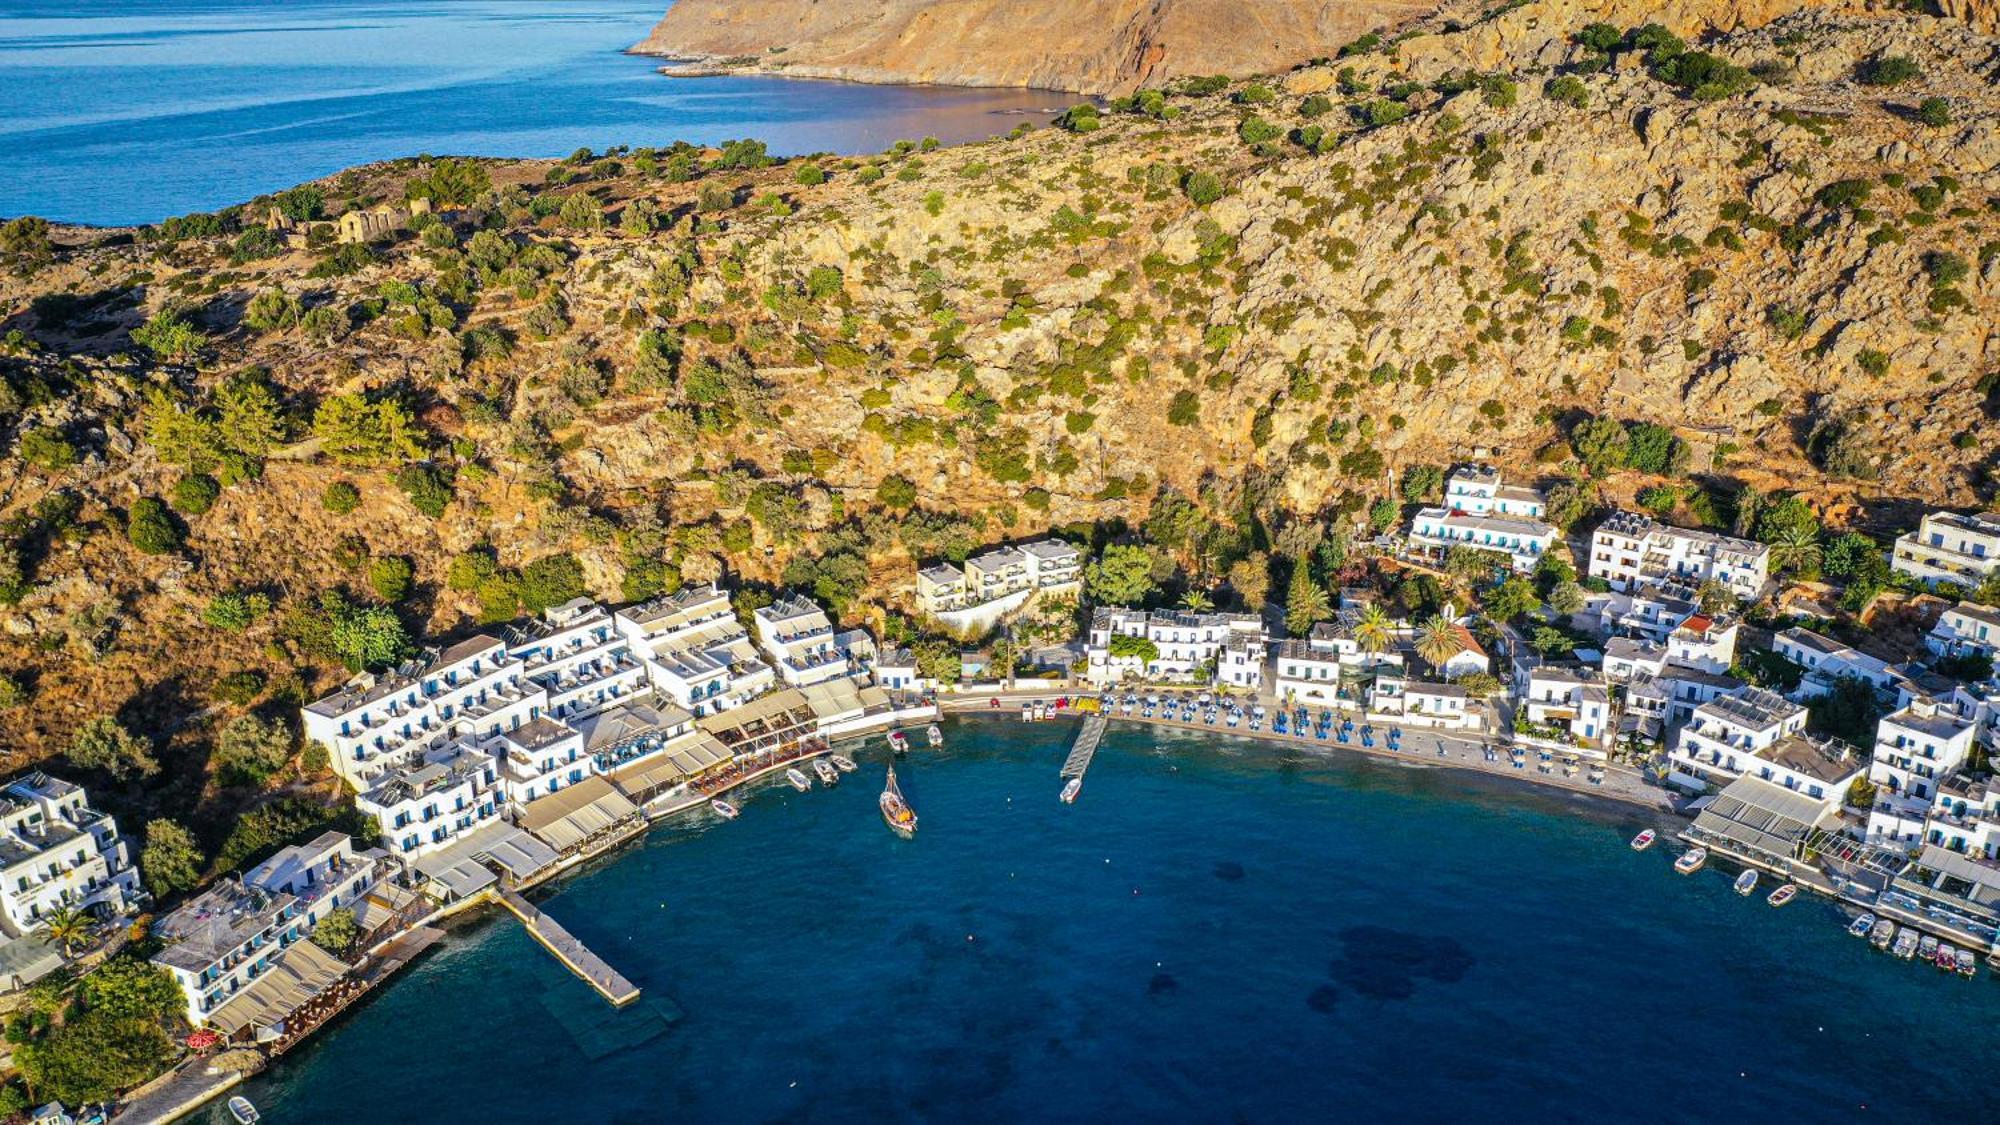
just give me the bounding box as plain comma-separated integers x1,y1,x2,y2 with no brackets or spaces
633,0,1437,94
0,2,1996,818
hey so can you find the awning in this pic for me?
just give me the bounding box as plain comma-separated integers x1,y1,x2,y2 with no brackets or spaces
517,776,640,852
204,939,348,1036
1689,776,1827,862
351,883,419,933
1665,770,1709,794
413,823,558,897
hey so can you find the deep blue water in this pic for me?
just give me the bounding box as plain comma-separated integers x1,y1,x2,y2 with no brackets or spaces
0,0,1063,225
229,718,2000,1122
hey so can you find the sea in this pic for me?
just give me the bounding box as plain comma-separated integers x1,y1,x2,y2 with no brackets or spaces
0,0,1065,226
227,717,2000,1123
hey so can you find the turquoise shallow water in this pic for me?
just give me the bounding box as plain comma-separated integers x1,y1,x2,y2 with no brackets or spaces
0,0,1062,225
229,717,2000,1123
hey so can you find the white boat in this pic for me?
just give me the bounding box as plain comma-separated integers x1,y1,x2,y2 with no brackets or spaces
1060,777,1081,804
1934,942,1958,971
1871,919,1895,950
785,768,812,792
710,799,739,820
1919,934,1938,961
889,730,910,753
1767,884,1796,907
1674,847,1707,875
881,761,917,836
831,754,857,773
228,1098,261,1125
1733,870,1759,896
1956,948,1977,978
927,723,944,747
1630,830,1656,851
1893,929,1919,958
814,758,839,785
1848,913,1876,939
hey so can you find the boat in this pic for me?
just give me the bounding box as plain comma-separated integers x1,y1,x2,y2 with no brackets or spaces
1918,934,1939,961
814,758,839,785
1892,929,1919,959
785,767,812,792
228,1097,261,1125
1060,776,1082,804
1871,919,1895,950
1630,830,1657,851
927,723,943,747
710,799,739,820
1934,942,1958,970
1956,947,1977,978
1767,884,1796,907
831,754,857,773
1674,847,1708,875
1733,870,1759,896
1848,912,1877,939
889,730,910,754
880,761,917,836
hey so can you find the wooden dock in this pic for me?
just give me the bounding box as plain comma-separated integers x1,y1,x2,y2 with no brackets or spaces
498,888,641,1008
1060,713,1107,779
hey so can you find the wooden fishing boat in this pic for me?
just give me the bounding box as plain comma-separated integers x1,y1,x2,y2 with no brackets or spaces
814,758,839,785
1767,884,1796,907
831,754,857,773
880,761,917,836
785,768,811,792
1674,847,1707,875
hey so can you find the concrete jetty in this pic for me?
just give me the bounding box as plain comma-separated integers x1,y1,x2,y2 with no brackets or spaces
1060,713,1107,779
498,888,641,1007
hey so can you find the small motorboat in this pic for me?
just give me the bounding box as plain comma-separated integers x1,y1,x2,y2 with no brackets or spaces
927,723,944,747
889,730,910,753
1956,947,1977,978
831,754,857,773
1871,919,1896,950
1630,830,1657,852
1674,847,1708,875
1733,870,1759,896
1060,777,1082,804
814,758,840,786
710,799,739,820
1848,913,1877,939
1893,929,1919,959
1934,943,1958,971
1767,884,1796,908
785,767,812,792
228,1097,261,1125
1918,934,1939,961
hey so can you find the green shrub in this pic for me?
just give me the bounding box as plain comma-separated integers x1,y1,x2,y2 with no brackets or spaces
322,480,361,513
126,497,182,554
170,472,220,516
1916,97,1951,127
1183,171,1224,206
367,556,414,603
1859,55,1920,86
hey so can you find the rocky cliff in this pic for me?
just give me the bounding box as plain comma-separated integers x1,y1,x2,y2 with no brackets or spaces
0,1,1995,800
632,0,1437,94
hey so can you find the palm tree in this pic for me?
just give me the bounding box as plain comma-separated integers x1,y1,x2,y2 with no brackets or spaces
1415,615,1466,673
41,905,90,956
1769,523,1823,576
1178,589,1213,613
1353,604,1394,655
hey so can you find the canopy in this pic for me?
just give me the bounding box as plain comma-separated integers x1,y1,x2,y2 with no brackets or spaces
517,776,639,852
204,939,348,1037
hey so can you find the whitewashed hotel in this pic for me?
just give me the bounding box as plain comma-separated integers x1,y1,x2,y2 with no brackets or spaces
1407,467,1557,573
1773,627,1898,701
1892,509,2000,589
1670,689,1862,801
1926,601,2000,660
356,740,504,862
1084,608,1266,686
1862,700,1980,846
915,538,1083,617
1588,511,1770,599
0,774,143,937
508,598,648,724
753,594,852,687
615,585,774,716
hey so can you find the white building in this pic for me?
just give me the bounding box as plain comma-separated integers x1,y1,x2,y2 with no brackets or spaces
1602,638,1666,683
1588,510,1770,600
1518,666,1613,752
0,774,142,936
491,717,594,805
1892,510,2000,589
355,741,504,863
1926,601,2000,660
1393,681,1482,730
303,634,541,791
1216,634,1266,692
1670,689,1862,801
1773,627,1898,701
616,586,774,716
1665,614,1737,674
507,599,648,724
1595,583,1701,643
916,538,1083,617
1409,509,1558,573
1084,608,1266,686
152,832,376,1027
1438,465,1546,519
753,594,852,687
1864,700,1980,846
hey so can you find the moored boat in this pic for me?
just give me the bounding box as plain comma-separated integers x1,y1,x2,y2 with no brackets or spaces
1893,929,1919,959
785,767,812,792
927,723,943,746
1871,919,1895,949
880,761,917,836
1848,912,1876,939
229,1098,261,1125
1767,884,1796,907
1060,776,1081,804
1674,847,1707,875
889,730,910,754
1935,942,1958,970
1918,934,1939,962
1956,947,1977,978
1733,869,1759,896
1630,829,1656,851
831,754,857,773
814,758,839,785
710,798,739,820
